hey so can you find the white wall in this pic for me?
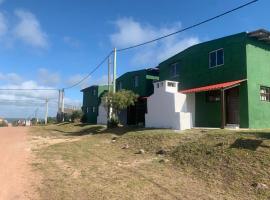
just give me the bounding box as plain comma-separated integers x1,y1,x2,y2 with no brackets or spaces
145,80,195,130
97,104,107,125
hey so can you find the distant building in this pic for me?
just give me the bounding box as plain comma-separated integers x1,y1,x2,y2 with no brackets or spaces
81,85,111,124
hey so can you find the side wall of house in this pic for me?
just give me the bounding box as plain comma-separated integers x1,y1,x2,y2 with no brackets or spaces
246,38,270,128
159,33,249,127
116,70,148,97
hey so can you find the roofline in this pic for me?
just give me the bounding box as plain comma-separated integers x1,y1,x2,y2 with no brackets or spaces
159,31,248,65
80,84,112,92
117,67,159,80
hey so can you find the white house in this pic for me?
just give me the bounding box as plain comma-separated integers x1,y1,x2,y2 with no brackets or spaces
145,80,195,130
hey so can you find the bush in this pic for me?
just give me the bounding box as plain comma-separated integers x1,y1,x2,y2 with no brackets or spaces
107,117,119,128
71,110,83,123
0,120,8,127
64,113,72,122
81,114,87,123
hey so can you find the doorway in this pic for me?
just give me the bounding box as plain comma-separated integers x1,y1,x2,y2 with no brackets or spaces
226,87,240,124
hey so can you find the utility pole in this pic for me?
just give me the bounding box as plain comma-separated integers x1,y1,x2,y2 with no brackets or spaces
61,88,65,122
107,56,112,121
113,48,117,93
58,89,61,113
108,56,111,92
34,108,39,124
45,97,48,125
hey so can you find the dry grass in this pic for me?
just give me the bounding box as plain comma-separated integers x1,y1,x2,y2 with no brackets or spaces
30,124,270,200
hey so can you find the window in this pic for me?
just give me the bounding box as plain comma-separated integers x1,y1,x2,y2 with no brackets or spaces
209,49,224,68
86,107,89,113
93,89,96,95
167,82,176,87
134,75,139,87
92,106,96,113
260,86,270,102
118,81,122,90
206,90,221,102
170,62,179,77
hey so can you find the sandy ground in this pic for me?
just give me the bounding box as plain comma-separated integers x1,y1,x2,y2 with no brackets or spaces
0,127,35,200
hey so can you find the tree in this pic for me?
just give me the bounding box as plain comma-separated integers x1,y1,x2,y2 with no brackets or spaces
102,90,138,126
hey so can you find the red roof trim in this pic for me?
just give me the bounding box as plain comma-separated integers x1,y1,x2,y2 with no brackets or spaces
180,79,246,94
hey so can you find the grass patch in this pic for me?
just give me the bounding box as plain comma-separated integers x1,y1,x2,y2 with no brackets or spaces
31,124,270,200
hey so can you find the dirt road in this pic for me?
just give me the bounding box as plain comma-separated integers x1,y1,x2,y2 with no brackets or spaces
0,127,34,200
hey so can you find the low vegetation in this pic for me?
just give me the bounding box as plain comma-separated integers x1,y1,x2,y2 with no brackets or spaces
30,124,270,200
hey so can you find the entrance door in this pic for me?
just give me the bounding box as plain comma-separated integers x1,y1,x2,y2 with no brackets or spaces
226,87,240,124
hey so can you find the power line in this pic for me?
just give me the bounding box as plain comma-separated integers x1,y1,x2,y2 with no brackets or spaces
0,88,58,91
64,51,113,90
117,0,259,52
61,0,258,89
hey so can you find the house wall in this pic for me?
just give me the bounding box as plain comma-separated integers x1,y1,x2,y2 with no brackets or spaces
246,38,270,128
116,70,148,97
97,104,107,125
145,81,195,130
159,33,249,128
116,69,159,125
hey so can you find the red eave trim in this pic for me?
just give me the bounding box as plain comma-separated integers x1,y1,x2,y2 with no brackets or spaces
180,79,247,94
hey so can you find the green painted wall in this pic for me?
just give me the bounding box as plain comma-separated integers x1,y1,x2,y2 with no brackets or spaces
159,32,249,128
246,38,270,128
81,85,109,123
116,69,159,97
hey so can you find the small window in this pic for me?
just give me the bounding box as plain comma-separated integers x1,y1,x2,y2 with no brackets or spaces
86,107,89,113
170,62,179,77
206,90,221,102
156,83,159,88
118,81,122,90
260,86,270,102
92,106,96,113
134,75,139,87
209,49,224,68
93,89,96,95
167,82,176,87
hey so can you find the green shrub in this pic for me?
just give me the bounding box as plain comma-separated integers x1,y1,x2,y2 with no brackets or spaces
71,110,83,123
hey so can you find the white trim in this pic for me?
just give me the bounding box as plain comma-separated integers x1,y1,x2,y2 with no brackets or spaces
209,48,224,69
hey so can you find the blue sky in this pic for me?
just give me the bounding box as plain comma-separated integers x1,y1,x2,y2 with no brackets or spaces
0,0,268,118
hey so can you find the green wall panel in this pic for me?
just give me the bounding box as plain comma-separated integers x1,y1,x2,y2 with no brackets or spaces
246,39,270,128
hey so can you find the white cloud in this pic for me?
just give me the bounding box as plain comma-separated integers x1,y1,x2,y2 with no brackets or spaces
110,17,200,66
13,9,48,48
63,36,81,48
37,68,60,86
0,12,7,37
0,72,22,83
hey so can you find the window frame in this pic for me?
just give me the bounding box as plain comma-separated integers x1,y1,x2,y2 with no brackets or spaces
260,86,270,102
118,81,122,90
209,48,224,69
133,75,139,88
170,62,179,78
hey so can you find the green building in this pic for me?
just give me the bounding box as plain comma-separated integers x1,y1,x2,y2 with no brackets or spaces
159,29,270,129
116,68,159,125
81,85,109,124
